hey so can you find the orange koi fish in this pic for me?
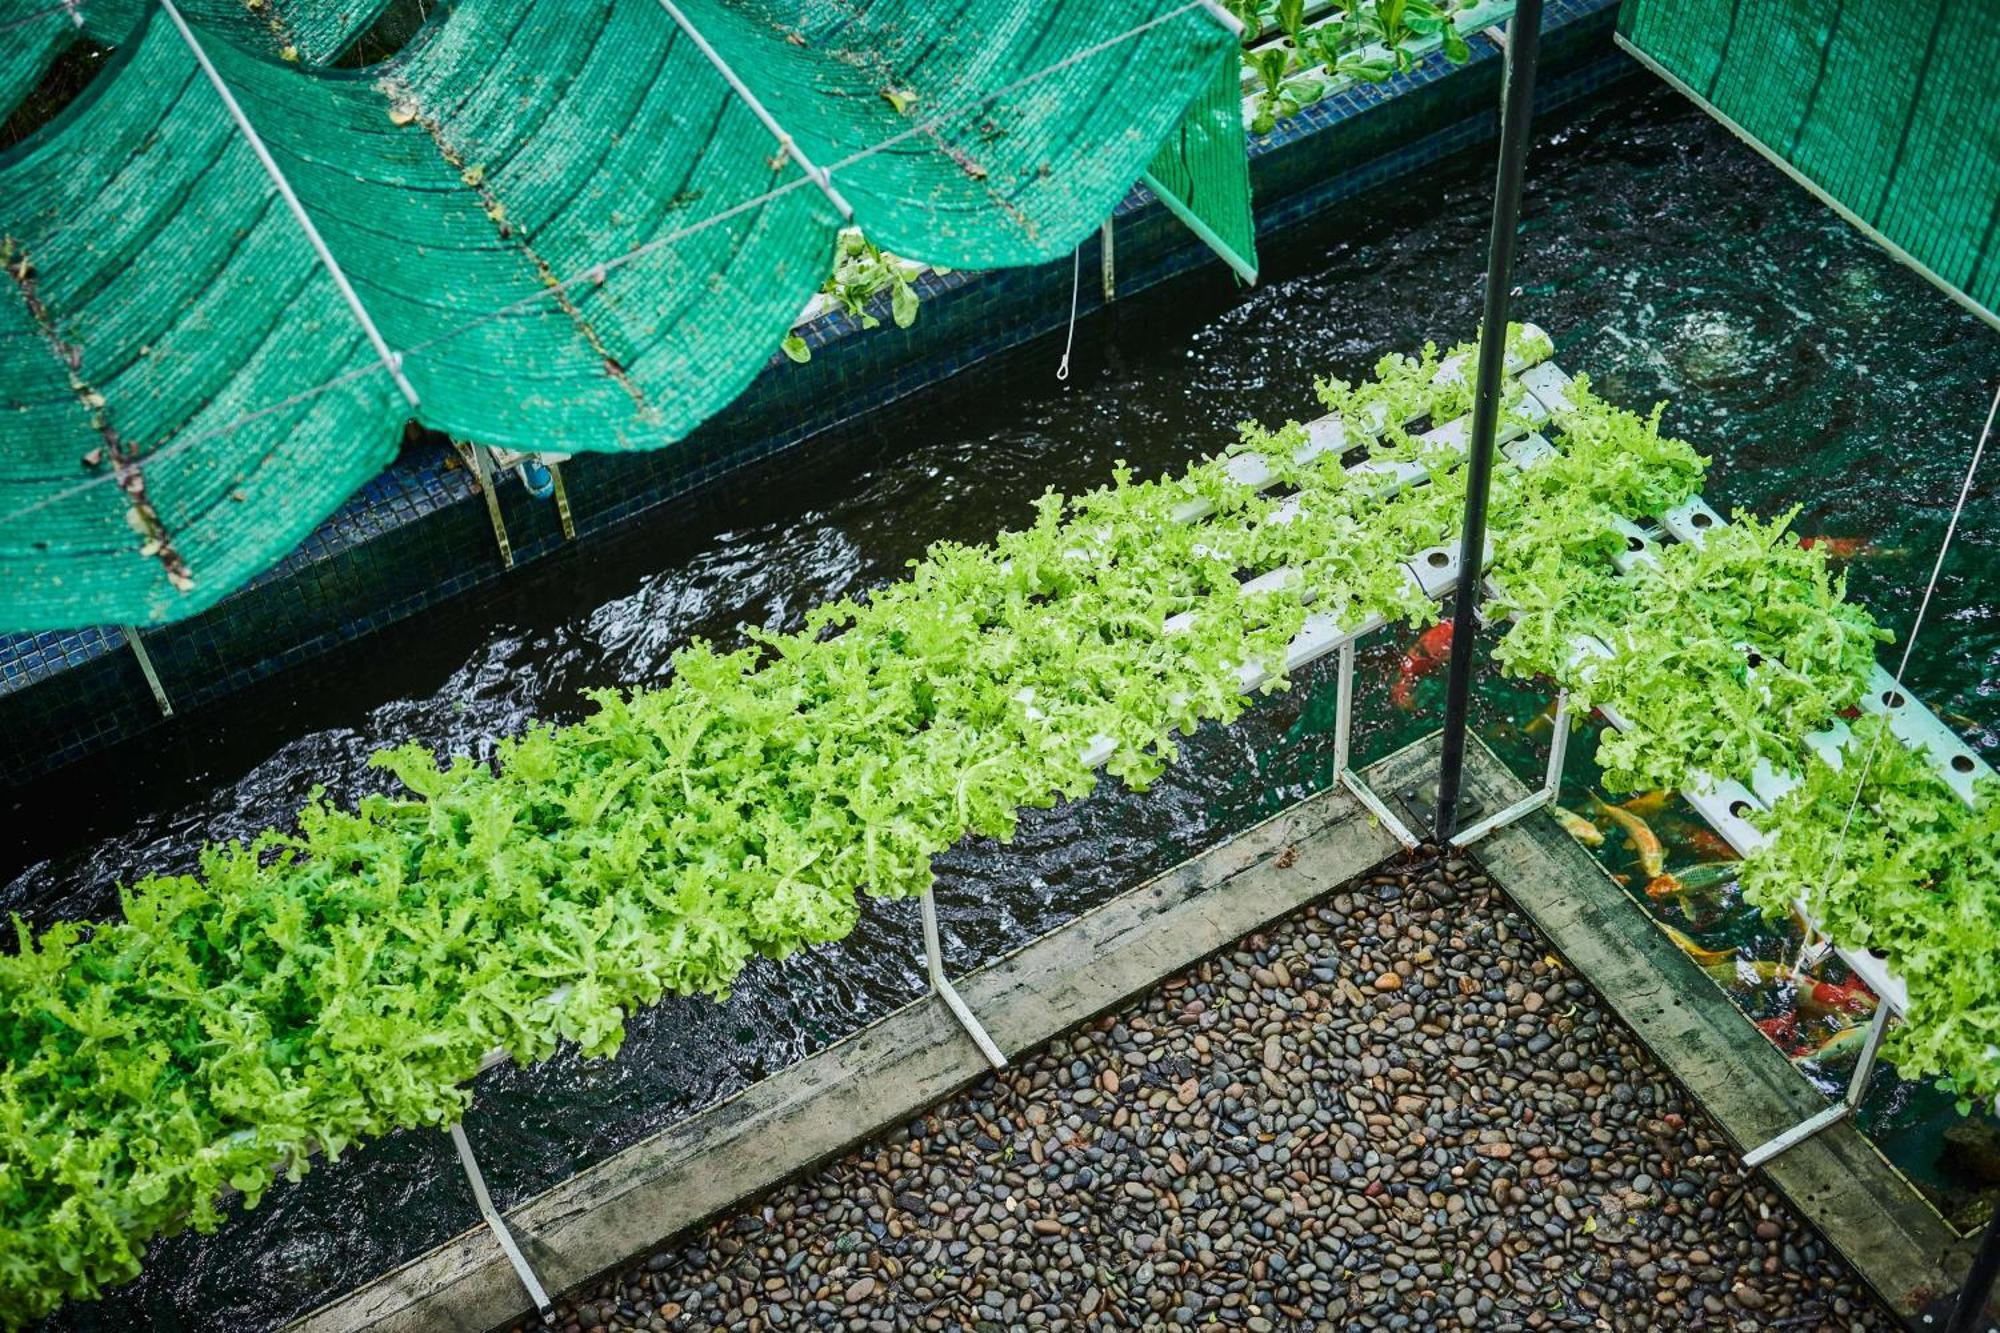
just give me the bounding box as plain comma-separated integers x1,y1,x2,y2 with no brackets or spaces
1389,619,1454,710
1593,794,1665,879
1794,975,1878,1019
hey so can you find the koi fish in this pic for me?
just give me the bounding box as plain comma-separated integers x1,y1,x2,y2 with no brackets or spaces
1524,700,1560,738
1757,1013,1801,1048
1683,827,1738,862
1792,1021,1872,1065
1661,922,1736,970
1593,794,1665,879
1799,536,1903,560
1552,804,1604,846
1643,873,1685,900
1621,789,1672,818
1664,860,1742,893
1389,619,1454,710
1795,975,1877,1019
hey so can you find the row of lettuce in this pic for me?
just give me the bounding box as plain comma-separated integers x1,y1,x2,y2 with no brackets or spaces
1,327,1991,1321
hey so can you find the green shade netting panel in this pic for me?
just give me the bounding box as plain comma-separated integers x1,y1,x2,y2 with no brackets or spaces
0,0,1241,632
1618,0,2000,330
1144,48,1259,285
0,0,395,120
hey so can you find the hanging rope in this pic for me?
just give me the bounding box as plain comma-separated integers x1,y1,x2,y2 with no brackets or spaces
1056,243,1081,381
1813,380,1997,933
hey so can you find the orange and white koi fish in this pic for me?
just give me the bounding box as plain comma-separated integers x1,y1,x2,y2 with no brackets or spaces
1799,535,1906,560
1552,804,1604,846
1389,619,1454,710
1794,974,1878,1019
1593,794,1665,879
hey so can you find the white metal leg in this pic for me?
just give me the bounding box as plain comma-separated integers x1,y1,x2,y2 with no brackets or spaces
121,625,174,718
1332,636,1422,849
1450,688,1571,847
921,886,1007,1069
1743,999,1893,1167
449,1123,552,1319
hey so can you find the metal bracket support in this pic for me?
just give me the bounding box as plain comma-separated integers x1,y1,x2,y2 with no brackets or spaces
1449,689,1570,847
1332,637,1422,849
448,1122,553,1320
466,444,516,569
921,886,1006,1069
121,625,174,718
1742,999,1892,1168
546,458,577,541
1100,219,1117,305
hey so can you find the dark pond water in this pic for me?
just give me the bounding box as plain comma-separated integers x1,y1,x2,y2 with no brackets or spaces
5,77,1998,1330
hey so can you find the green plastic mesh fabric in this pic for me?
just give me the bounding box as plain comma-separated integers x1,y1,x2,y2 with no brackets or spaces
0,0,393,120
0,0,1242,631
1,4,82,126
1618,0,2000,330
1143,47,1259,284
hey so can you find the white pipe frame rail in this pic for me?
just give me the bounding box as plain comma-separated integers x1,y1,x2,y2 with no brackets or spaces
917,326,1559,1063
1495,361,2000,1163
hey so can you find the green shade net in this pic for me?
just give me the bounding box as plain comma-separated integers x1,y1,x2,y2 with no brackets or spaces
1618,0,2000,331
0,0,1243,631
0,0,394,120
1144,46,1259,284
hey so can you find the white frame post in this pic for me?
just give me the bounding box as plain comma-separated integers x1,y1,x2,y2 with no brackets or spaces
1449,687,1570,847
920,885,1006,1069
1332,633,1422,849
1743,998,1893,1167
448,1122,553,1320
120,625,174,718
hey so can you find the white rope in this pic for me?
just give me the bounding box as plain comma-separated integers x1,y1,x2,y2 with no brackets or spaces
3,1,1212,523
650,0,856,222
1813,380,1996,927
159,0,421,409
1056,244,1081,381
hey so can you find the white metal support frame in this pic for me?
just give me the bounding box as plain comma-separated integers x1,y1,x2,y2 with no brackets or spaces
650,0,856,222
161,0,421,410
120,625,174,718
448,1123,554,1320
921,886,1007,1069
1100,219,1117,304
1331,637,1421,849
1450,687,1570,847
1742,999,1892,1167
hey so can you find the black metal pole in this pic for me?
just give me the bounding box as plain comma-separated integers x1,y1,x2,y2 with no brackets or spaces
1946,1198,2000,1333
1434,0,1545,845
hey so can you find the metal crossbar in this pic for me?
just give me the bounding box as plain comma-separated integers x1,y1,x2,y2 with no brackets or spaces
448,1123,553,1319
921,887,1007,1069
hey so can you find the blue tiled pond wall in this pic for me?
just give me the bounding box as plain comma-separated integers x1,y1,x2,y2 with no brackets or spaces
0,0,1625,782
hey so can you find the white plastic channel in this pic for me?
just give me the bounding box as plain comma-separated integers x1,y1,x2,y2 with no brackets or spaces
1530,376,1997,1023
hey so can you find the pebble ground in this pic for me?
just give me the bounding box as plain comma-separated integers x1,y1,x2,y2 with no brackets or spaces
510,853,1899,1333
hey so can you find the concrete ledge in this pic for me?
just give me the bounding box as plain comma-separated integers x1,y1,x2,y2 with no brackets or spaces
288,774,1404,1332
1365,734,1974,1321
